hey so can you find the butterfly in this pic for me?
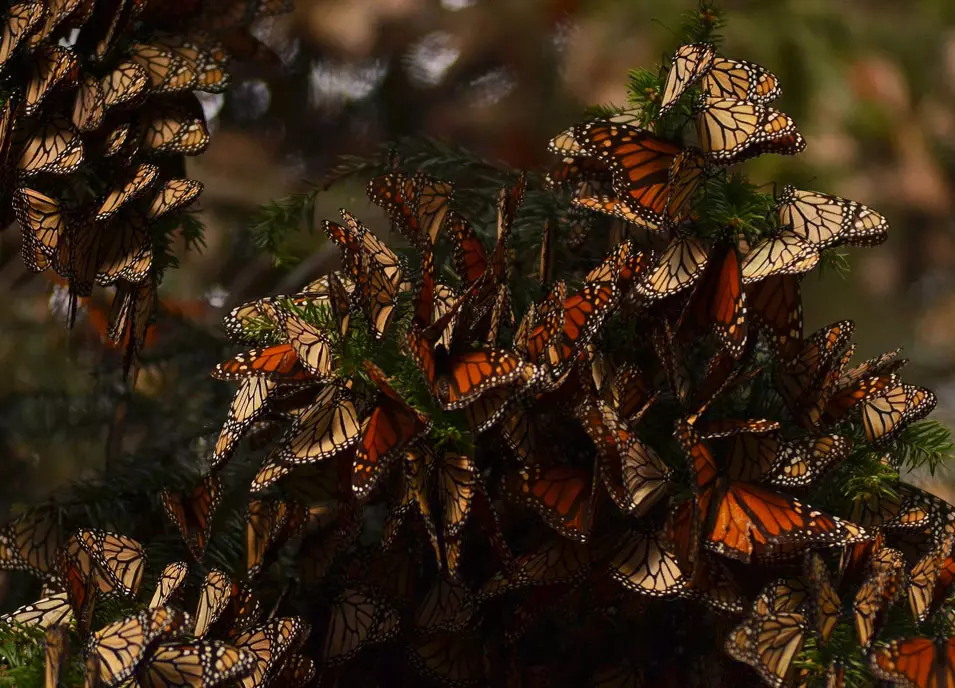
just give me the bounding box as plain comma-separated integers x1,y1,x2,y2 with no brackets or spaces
415,576,475,633
323,588,399,665
745,274,803,360
0,3,43,71
607,528,687,599
725,578,808,688
353,362,431,497
16,114,84,176
861,383,937,445
870,635,955,687
65,209,154,293
146,178,203,221
0,509,62,577
129,41,199,93
269,306,334,380
212,377,277,469
100,60,150,110
212,344,311,382
578,401,669,518
448,211,488,286
139,94,211,156
23,44,78,117
161,473,221,560
659,43,782,116
804,552,841,645
696,96,805,162
84,607,189,688
367,170,453,246
503,465,597,542
149,34,231,94
148,561,189,610
71,528,146,598
778,186,889,249
275,384,362,465
135,640,256,688
853,545,906,648
245,497,308,577
194,569,261,639
226,617,309,688
94,162,160,221
272,655,316,687
680,237,748,357
0,592,73,631
479,536,588,600
667,418,866,568
740,231,819,285
908,536,955,625
636,233,709,299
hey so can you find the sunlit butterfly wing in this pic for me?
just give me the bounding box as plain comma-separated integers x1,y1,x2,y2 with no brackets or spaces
741,232,818,285
701,57,781,104
503,466,596,542
140,94,210,155
148,561,188,610
779,186,889,249
277,385,361,465
94,162,160,221
24,45,78,117
0,593,73,631
696,96,803,163
636,233,708,299
0,3,43,71
146,177,203,220
85,607,187,688
16,115,84,177
136,640,256,688
870,636,955,688
73,74,106,131
45,625,68,688
659,42,716,115
746,275,803,360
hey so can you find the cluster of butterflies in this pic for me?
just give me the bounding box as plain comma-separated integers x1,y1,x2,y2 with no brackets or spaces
1,0,290,364
0,507,313,687
3,38,955,688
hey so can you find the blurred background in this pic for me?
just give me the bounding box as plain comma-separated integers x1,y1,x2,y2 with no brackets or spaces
2,0,955,509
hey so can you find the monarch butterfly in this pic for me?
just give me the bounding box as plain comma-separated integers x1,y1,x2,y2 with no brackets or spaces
353,362,431,497
28,0,82,49
24,45,78,117
778,186,889,249
129,42,198,93
479,537,589,600
270,308,334,379
853,545,905,648
861,383,937,445
161,473,221,560
245,497,308,577
136,640,257,688
545,154,612,189
16,114,84,176
437,452,477,538
415,576,475,633
0,3,43,71
407,632,485,686
272,654,316,687
85,607,188,688
601,362,652,422
99,60,149,109
579,401,669,518
323,588,398,665
767,434,850,488
668,419,866,565
804,552,841,645
701,56,781,104
146,178,203,220
94,162,160,221
224,617,309,688
682,238,748,357
367,170,453,246
73,74,107,132
870,636,955,687
696,96,805,162
503,465,597,542
740,232,819,285
608,529,687,598
636,233,708,299
908,536,954,625
105,279,156,371
45,625,68,688
0,592,73,631
276,384,361,465
74,528,145,597
149,34,231,94
139,94,211,156
725,578,808,688
149,561,189,610
658,43,717,115
194,569,262,639
212,377,276,469
572,122,684,228
212,344,310,382
448,211,488,286
745,274,803,360
0,508,62,577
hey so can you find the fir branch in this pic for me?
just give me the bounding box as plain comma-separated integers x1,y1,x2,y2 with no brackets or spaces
890,420,955,475
681,1,726,45
248,191,320,267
